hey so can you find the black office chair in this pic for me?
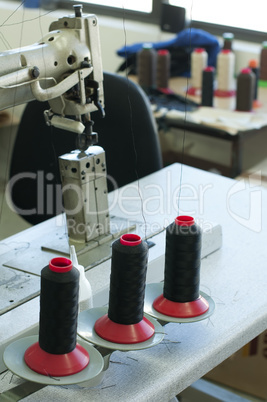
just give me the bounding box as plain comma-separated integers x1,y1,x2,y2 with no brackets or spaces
9,71,163,225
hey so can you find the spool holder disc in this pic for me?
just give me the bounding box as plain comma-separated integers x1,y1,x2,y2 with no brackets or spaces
3,336,104,386
144,282,215,324
187,86,201,96
78,307,165,351
214,89,236,97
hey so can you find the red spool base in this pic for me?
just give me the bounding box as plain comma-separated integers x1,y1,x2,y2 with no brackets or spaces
94,314,155,344
214,89,235,98
24,342,90,377
187,86,201,96
153,294,209,318
253,99,262,108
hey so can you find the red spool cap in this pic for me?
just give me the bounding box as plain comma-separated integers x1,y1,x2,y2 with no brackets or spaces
158,49,169,56
175,215,195,226
49,257,72,273
187,87,201,95
24,342,89,377
241,68,252,74
120,233,142,246
195,48,205,53
153,294,209,318
249,59,258,69
94,314,155,344
204,66,215,72
221,49,231,54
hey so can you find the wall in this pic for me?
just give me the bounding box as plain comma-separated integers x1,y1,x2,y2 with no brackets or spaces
0,1,173,73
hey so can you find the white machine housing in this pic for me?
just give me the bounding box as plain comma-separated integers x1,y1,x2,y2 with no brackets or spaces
0,6,110,245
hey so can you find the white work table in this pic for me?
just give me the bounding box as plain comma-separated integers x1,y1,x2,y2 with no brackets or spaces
0,163,267,401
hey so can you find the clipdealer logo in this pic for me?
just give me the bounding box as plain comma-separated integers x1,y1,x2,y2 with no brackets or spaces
5,171,117,217
6,169,214,218
226,171,263,232
6,171,63,216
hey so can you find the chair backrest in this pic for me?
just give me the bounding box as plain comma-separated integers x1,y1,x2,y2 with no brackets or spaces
9,71,163,225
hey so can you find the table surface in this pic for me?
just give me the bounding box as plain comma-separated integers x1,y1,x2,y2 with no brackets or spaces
148,76,267,178
0,163,267,401
168,76,267,113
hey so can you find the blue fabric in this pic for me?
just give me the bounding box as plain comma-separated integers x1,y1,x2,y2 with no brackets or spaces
24,0,40,7
117,28,220,73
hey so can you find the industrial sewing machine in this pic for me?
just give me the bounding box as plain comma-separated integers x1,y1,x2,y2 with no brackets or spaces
0,4,115,253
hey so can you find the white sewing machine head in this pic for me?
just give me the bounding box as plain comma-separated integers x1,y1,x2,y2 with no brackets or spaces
0,4,104,149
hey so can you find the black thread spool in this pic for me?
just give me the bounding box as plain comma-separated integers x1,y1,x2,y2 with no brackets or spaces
24,257,89,377
222,32,234,51
137,43,157,90
260,41,267,81
94,234,155,344
236,68,255,112
249,59,260,107
156,49,171,89
201,66,215,107
153,216,209,318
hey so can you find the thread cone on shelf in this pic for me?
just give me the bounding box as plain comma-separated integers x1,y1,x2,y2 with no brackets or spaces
187,48,207,96
215,49,235,98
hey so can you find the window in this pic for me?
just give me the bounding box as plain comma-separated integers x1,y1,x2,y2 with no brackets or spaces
51,0,159,24
42,0,267,42
73,0,152,13
170,0,267,41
